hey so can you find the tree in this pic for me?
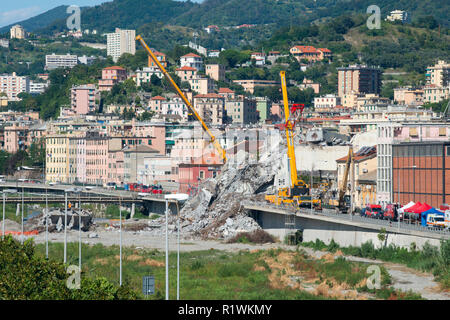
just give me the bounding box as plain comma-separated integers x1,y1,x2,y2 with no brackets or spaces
0,236,137,299
150,74,161,86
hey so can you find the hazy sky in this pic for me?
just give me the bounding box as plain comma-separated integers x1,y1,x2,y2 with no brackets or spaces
1,0,203,28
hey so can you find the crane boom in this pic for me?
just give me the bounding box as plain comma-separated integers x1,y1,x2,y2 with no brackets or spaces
135,35,227,163
280,71,298,188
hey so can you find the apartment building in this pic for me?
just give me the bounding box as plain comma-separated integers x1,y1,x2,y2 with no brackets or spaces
106,28,136,62
29,80,49,95
162,97,189,121
394,87,424,106
180,53,203,71
0,72,29,101
148,50,167,68
10,25,26,39
45,53,78,70
176,66,197,81
193,93,225,125
255,97,272,123
426,60,450,87
337,65,382,97
98,66,127,91
205,64,225,81
423,84,449,103
71,84,100,115
290,46,332,63
314,95,341,109
336,146,377,208
225,95,259,124
189,76,215,95
386,10,409,23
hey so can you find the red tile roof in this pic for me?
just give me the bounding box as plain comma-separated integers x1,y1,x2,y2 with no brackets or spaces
176,66,197,71
151,96,166,100
318,48,331,53
218,87,235,93
336,146,377,163
182,53,201,58
194,93,224,99
103,66,126,71
293,45,318,53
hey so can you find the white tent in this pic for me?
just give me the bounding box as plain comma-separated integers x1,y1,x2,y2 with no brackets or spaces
398,201,415,214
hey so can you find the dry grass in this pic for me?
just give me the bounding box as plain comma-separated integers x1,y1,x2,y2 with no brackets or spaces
138,259,164,267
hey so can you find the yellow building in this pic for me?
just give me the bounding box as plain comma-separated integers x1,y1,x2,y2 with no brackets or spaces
336,146,377,209
45,134,70,183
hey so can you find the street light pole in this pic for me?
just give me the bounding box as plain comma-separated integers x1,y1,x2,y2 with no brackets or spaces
64,191,67,264
165,198,169,300
119,197,122,286
78,192,81,271
177,200,180,300
21,187,24,244
310,163,313,215
2,192,4,240
45,185,48,259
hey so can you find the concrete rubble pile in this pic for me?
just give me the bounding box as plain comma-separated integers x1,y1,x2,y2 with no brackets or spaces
26,208,94,233
149,138,286,240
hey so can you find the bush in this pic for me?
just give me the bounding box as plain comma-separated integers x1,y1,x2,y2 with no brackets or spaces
0,236,137,300
226,229,275,244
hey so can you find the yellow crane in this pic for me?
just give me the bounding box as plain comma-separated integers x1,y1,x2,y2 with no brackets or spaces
328,146,353,213
265,71,320,209
135,35,227,163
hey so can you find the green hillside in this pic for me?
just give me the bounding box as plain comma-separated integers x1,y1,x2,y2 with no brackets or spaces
10,0,449,38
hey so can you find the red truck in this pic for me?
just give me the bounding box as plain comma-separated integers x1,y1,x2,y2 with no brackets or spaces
383,204,399,221
363,204,384,219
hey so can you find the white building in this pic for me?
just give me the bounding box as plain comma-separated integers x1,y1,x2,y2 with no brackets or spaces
45,53,78,70
180,53,203,71
29,81,49,95
134,67,163,87
10,25,26,39
386,10,409,23
314,94,342,109
78,55,96,65
161,97,189,121
0,39,9,48
0,72,29,101
106,28,136,62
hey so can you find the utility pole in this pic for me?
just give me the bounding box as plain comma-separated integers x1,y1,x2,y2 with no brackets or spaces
21,187,24,244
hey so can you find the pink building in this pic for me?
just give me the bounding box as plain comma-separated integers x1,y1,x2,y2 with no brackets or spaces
99,66,127,91
3,123,29,153
149,96,166,113
131,121,166,155
71,84,99,115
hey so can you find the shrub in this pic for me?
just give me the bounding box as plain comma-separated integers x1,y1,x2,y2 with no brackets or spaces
0,236,137,300
227,229,275,244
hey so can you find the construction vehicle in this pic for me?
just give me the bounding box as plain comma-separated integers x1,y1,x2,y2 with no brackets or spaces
328,146,353,214
265,71,321,209
135,35,227,164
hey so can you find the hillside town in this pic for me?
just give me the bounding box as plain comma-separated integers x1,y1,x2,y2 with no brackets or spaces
0,0,450,303
0,20,449,211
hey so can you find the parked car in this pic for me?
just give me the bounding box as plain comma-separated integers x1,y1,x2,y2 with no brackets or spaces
364,204,383,219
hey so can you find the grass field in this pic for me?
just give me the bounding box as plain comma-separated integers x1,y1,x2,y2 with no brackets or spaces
33,242,421,300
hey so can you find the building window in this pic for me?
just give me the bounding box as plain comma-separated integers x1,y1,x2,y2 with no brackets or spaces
199,170,204,179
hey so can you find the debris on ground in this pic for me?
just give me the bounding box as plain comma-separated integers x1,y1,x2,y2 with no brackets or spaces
24,209,94,233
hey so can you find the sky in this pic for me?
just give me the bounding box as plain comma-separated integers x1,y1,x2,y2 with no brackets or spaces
0,1,110,27
0,0,205,27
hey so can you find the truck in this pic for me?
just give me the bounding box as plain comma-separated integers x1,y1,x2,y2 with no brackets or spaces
383,204,399,221
425,214,446,229
363,204,383,219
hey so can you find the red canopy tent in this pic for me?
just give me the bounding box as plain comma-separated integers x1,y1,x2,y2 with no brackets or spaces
404,202,422,213
413,203,432,214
